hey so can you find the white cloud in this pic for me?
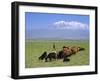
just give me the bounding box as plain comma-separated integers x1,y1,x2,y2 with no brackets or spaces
53,20,89,30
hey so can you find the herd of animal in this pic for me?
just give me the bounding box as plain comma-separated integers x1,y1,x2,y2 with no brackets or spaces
38,46,85,62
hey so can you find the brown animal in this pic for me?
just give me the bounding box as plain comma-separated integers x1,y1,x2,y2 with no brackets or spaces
62,46,72,62
57,46,85,62
71,46,80,54
63,46,72,56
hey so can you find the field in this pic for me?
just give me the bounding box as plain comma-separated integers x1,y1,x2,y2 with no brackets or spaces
25,40,89,68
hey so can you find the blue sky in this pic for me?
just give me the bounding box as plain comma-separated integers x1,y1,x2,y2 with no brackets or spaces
25,12,89,40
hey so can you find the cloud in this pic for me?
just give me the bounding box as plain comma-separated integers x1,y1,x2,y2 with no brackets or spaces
53,20,89,30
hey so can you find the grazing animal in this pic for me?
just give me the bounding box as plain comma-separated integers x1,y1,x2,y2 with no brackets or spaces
62,46,72,62
39,51,47,60
57,46,72,60
57,50,64,59
57,46,85,62
57,46,72,62
45,52,57,62
71,46,80,54
39,46,85,62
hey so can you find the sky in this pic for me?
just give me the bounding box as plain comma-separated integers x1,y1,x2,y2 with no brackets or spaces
25,12,89,40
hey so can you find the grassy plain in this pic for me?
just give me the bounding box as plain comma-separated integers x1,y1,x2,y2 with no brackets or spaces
25,40,89,68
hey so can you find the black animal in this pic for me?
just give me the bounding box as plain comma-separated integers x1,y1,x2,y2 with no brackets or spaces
39,51,47,60
63,57,70,62
57,51,71,62
57,51,64,59
45,52,57,62
57,46,72,60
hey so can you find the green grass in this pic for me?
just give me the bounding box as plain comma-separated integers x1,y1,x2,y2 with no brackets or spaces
25,40,89,68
